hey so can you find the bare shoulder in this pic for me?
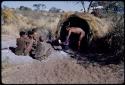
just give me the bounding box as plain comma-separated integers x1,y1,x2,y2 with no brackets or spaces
16,38,21,41
25,38,30,42
70,27,76,31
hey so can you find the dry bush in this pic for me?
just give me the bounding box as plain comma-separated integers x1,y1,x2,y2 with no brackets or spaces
2,9,61,38
87,14,124,64
2,24,19,37
2,8,17,24
109,14,124,61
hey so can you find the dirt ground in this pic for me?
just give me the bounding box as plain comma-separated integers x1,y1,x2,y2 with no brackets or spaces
1,35,124,84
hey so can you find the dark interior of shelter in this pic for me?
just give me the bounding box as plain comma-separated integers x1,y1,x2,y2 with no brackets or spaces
60,15,91,51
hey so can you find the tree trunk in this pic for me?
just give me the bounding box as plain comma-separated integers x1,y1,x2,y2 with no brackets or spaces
81,1,86,12
87,1,93,12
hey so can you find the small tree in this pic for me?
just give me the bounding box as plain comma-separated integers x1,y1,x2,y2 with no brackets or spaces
41,4,46,10
33,4,41,11
87,1,93,12
2,5,8,9
49,7,61,13
91,1,124,14
19,6,32,11
75,1,94,13
81,1,86,12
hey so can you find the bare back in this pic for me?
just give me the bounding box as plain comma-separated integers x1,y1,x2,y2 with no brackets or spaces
15,37,27,55
69,27,85,35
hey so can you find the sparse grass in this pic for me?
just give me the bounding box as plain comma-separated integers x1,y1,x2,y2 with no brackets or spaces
2,56,10,69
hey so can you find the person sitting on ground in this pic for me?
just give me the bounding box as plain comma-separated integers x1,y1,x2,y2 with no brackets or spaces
32,29,52,60
65,26,85,50
15,31,29,56
25,30,36,58
32,28,43,53
32,28,43,42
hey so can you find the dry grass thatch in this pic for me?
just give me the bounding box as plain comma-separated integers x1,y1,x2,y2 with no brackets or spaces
56,12,114,39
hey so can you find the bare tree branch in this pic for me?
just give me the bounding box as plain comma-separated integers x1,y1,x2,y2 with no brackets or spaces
87,1,93,12
81,1,86,12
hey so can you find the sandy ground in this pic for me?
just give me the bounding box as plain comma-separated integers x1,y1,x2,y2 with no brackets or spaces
1,35,124,84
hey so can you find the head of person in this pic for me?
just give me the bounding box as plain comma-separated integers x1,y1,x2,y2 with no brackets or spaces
32,28,39,40
32,28,38,35
28,30,34,38
19,31,27,38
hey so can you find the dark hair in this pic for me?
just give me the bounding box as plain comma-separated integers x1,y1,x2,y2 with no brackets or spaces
28,30,34,36
32,28,37,33
19,31,26,36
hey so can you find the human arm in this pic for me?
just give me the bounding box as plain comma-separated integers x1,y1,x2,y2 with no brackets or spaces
66,30,71,42
16,38,19,46
64,30,71,45
24,39,34,53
